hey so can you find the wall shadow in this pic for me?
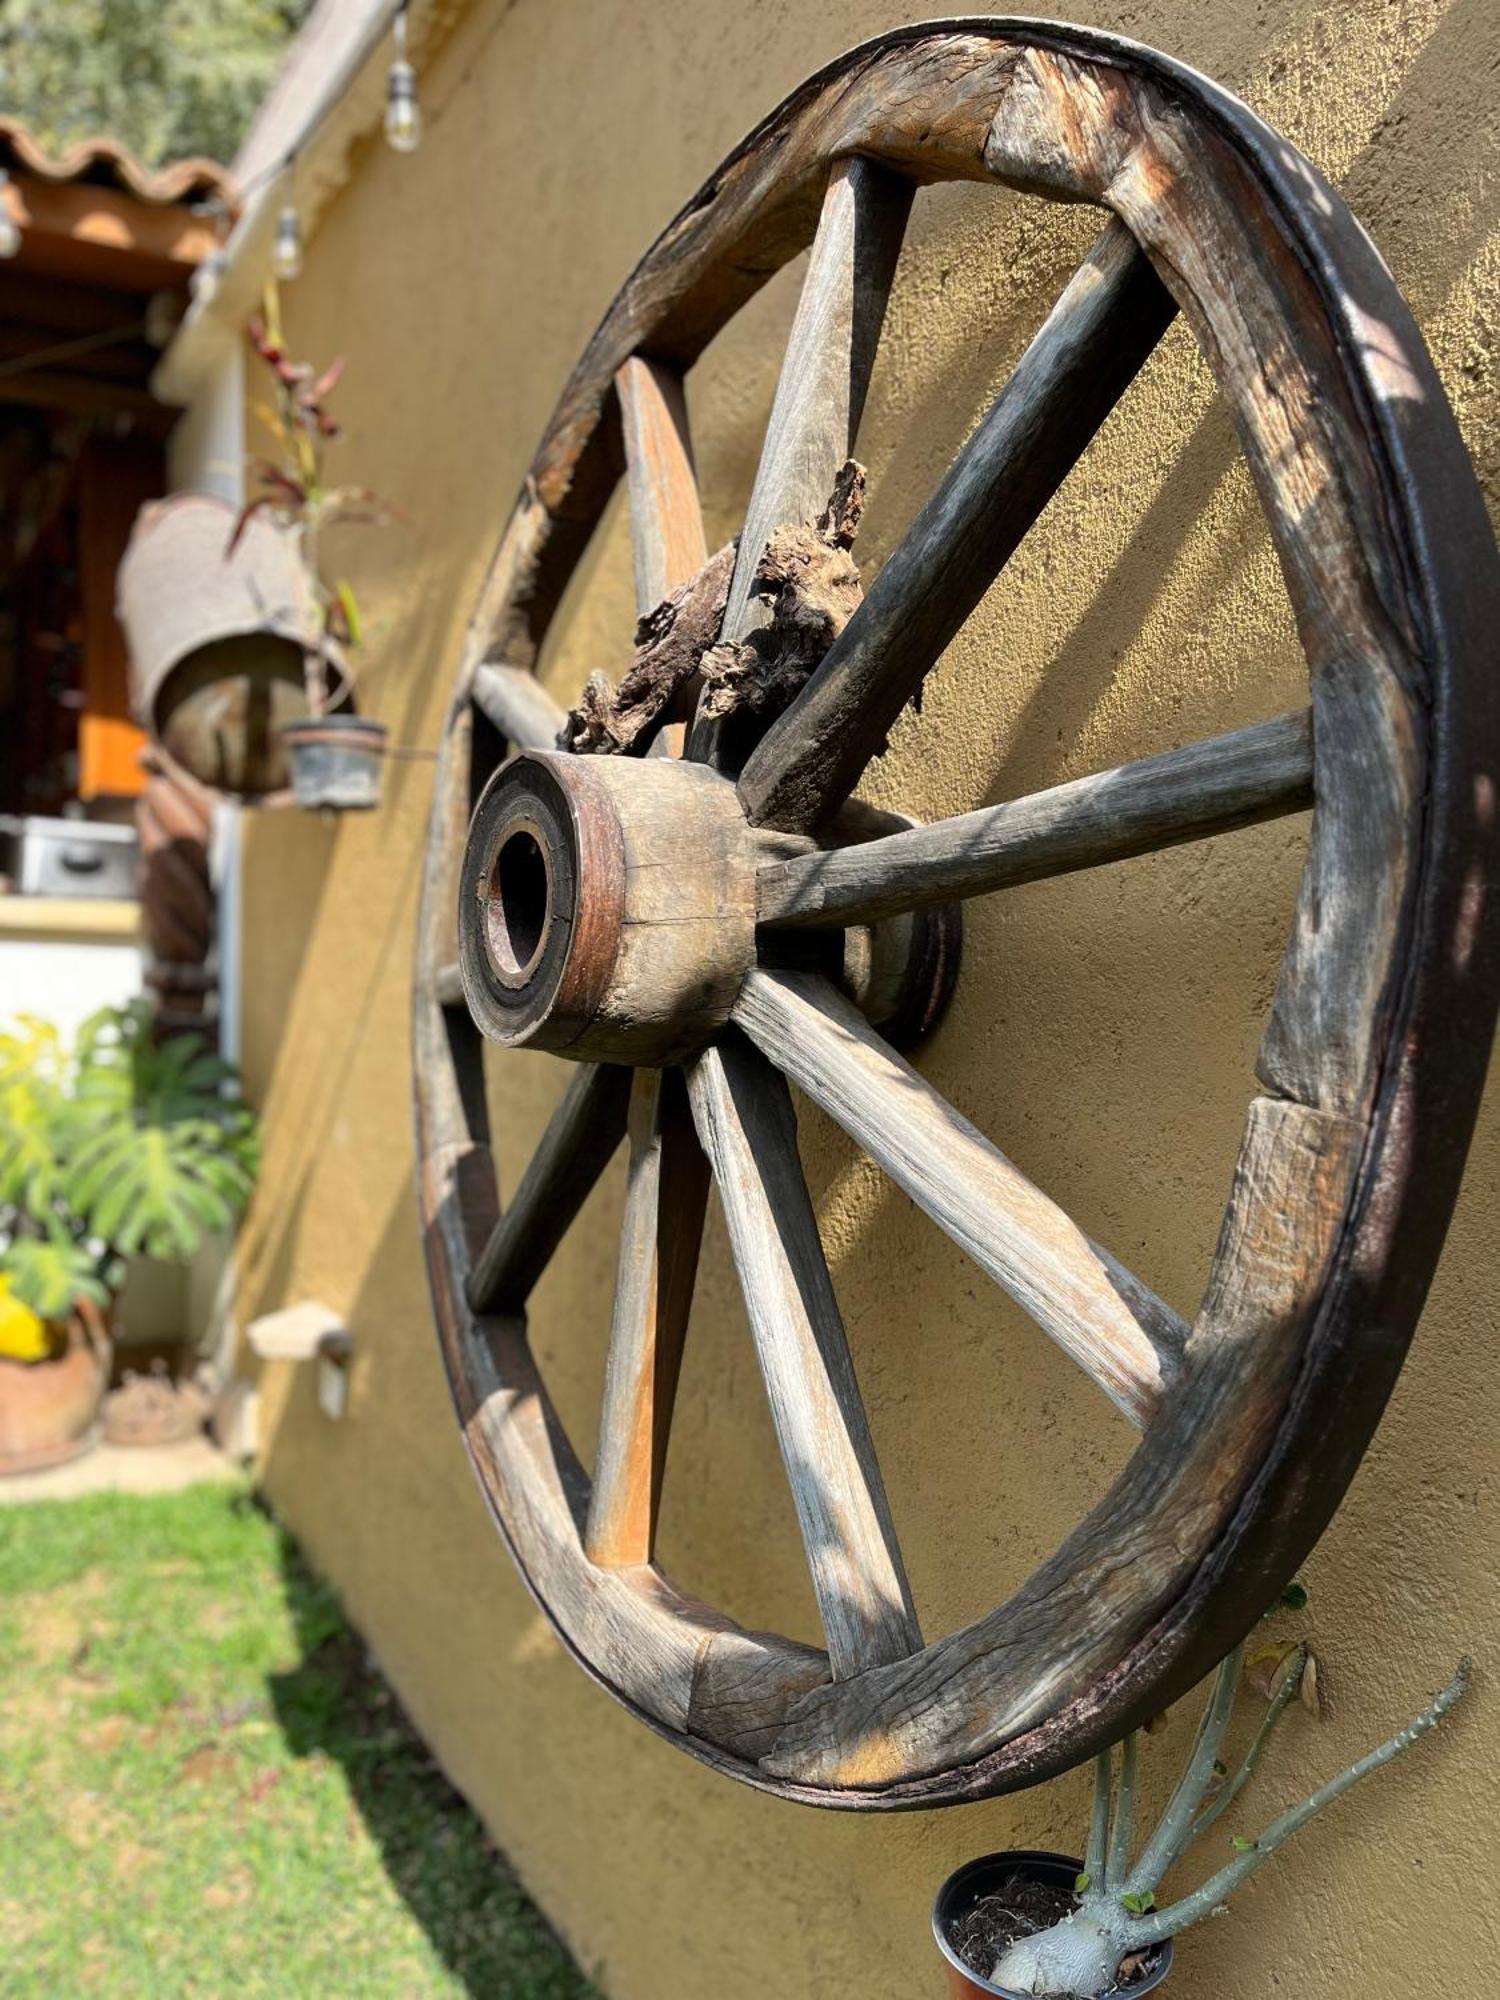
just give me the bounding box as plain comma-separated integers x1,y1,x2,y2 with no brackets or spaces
259,1497,595,1998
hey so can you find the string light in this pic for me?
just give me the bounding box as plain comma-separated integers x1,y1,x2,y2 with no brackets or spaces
272,199,303,281
384,2,421,154
185,2,427,300
0,170,21,260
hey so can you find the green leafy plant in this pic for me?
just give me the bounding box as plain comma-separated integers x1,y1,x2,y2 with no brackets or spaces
0,1002,258,1344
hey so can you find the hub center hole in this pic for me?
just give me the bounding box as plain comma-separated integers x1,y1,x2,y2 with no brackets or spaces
488,826,550,980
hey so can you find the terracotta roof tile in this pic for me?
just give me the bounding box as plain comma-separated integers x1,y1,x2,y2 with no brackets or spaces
0,118,237,212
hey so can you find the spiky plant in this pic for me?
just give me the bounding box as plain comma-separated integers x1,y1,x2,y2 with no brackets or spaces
984,1634,1468,1997
0,1002,258,1343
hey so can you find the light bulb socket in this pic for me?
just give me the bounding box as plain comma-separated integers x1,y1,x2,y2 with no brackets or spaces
273,204,303,281
385,60,421,153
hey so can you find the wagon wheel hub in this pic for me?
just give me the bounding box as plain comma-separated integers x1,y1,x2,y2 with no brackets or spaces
458,739,958,1065
456,748,753,1064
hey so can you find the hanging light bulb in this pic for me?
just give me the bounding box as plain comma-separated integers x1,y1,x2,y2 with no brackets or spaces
385,5,421,153
272,202,303,281
0,170,21,261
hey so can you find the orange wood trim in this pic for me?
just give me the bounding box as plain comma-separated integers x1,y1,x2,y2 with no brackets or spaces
7,174,218,289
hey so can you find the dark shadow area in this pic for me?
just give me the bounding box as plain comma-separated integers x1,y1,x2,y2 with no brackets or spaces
257,1495,595,1999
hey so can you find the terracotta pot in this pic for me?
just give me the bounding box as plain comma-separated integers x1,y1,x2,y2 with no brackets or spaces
932,1851,1173,1998
279,715,387,811
0,1301,112,1477
117,493,337,800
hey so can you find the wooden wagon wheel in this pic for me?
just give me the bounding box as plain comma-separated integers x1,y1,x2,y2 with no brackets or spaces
412,21,1500,1808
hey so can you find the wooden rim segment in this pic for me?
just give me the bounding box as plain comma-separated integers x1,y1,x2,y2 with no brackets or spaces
412,20,1500,1806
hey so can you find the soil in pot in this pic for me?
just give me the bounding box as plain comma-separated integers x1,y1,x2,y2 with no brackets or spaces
947,1871,1167,1998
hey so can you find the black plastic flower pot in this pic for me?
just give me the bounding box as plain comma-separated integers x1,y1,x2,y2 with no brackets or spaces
278,715,387,812
932,1851,1174,1998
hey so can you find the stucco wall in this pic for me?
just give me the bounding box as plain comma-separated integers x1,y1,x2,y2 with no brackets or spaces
234,4,1500,1994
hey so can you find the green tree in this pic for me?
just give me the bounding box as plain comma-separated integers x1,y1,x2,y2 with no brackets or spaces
0,0,314,169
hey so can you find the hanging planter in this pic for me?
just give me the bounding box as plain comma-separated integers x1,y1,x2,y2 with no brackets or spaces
121,285,400,809
118,492,335,800
932,1853,1172,1999
279,713,388,811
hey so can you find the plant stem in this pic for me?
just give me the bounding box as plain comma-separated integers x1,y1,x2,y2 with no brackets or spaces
1142,1660,1469,1944
1105,1731,1138,1888
1085,1747,1112,1886
1193,1643,1307,1840
1125,1642,1244,1896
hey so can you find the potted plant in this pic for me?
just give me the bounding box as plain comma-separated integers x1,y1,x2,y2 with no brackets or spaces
238,285,399,811
933,1599,1467,1996
0,1006,259,1473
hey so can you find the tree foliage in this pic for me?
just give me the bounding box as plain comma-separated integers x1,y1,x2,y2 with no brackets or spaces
0,0,314,169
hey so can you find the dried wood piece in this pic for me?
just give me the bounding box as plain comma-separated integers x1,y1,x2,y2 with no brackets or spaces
471,661,567,752
756,710,1314,929
466,1063,633,1315
691,154,911,767
734,969,1184,1425
561,542,734,755
586,1070,710,1568
688,1040,922,1677
736,221,1176,832
698,460,866,730
617,355,709,615
720,157,911,649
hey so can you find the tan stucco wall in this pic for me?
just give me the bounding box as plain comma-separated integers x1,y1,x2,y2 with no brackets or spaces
234,4,1500,1994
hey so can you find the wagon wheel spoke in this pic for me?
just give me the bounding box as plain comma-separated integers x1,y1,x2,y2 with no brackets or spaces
689,154,912,768
471,661,565,752
617,355,709,618
585,1068,709,1567
687,1039,922,1675
736,219,1178,834
466,1062,633,1316
733,968,1186,1427
756,709,1315,930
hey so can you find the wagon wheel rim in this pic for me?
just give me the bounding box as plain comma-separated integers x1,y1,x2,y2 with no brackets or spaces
411,20,1500,1806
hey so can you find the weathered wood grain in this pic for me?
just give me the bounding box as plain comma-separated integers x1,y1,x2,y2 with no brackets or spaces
466,1063,633,1315
761,1095,1362,1786
688,1040,922,1676
472,661,566,752
983,44,1420,1121
433,960,466,1009
733,970,1184,1424
617,355,709,617
690,157,910,768
586,1070,710,1567
756,710,1314,929
720,157,910,649
735,221,1176,831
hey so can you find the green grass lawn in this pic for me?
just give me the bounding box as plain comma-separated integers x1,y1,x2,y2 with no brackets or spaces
0,1481,596,1998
